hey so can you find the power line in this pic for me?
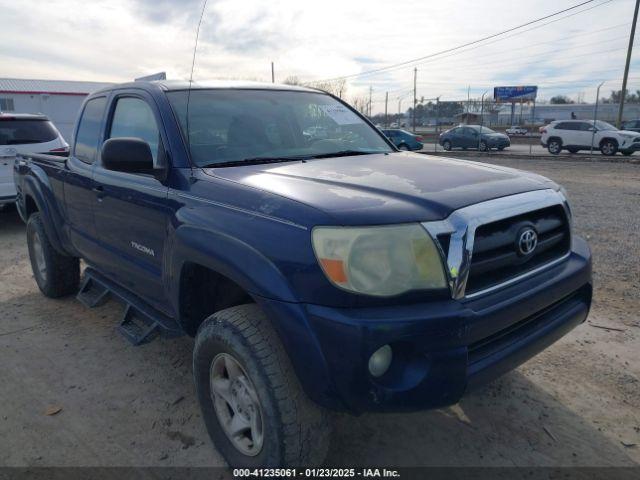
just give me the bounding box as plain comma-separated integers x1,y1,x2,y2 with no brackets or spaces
312,0,610,83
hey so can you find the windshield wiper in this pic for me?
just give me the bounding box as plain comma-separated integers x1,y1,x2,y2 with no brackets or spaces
306,150,381,159
203,155,313,168
202,150,381,168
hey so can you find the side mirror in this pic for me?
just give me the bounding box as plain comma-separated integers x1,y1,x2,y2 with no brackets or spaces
101,137,155,174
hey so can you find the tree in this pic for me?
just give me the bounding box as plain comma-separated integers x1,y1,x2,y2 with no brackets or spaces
601,89,640,104
549,95,575,105
283,76,302,86
350,95,369,115
307,79,347,99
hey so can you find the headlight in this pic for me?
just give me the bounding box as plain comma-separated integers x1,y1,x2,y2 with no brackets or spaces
312,224,447,296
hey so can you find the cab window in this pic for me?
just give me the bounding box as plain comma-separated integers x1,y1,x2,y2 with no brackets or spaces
108,97,161,165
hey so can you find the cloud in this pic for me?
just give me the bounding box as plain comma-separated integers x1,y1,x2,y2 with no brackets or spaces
0,0,638,110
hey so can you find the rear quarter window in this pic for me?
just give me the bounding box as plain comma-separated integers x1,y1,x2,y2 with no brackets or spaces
74,97,107,163
0,119,58,145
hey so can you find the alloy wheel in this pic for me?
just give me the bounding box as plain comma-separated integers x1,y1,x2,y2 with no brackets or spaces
210,353,264,456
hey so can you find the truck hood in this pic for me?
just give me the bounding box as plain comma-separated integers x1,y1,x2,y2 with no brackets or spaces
204,152,557,224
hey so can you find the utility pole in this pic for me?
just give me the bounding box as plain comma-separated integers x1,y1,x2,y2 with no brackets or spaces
384,91,389,127
617,0,639,127
271,62,275,83
435,96,440,152
592,81,605,156
467,85,471,121
368,86,373,118
413,68,417,133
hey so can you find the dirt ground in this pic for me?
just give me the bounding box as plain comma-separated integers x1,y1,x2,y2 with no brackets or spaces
0,157,638,468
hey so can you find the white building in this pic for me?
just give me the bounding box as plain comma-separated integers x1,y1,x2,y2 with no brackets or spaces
0,78,113,141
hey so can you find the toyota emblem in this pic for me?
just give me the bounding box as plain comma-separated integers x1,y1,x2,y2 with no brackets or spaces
517,228,538,256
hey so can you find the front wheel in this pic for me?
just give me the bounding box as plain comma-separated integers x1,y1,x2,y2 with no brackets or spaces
600,140,618,156
193,304,331,467
26,212,79,298
442,140,452,151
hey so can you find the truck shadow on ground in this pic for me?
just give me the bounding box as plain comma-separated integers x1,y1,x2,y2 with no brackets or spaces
326,371,635,467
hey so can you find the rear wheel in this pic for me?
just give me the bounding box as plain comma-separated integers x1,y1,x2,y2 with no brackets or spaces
600,139,618,156
442,140,452,151
26,212,80,298
193,304,331,467
479,141,488,152
547,138,562,155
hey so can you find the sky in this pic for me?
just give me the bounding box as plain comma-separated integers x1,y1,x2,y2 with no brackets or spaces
1,0,638,113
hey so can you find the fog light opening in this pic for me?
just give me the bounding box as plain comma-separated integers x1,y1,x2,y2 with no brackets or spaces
368,344,393,378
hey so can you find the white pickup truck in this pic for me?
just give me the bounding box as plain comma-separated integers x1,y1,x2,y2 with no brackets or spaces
0,113,68,207
505,125,528,135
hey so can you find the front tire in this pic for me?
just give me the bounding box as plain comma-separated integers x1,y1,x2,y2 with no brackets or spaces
26,212,79,298
442,140,452,151
600,139,618,156
193,304,331,468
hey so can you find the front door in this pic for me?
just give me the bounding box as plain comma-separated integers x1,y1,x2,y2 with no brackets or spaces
92,93,172,314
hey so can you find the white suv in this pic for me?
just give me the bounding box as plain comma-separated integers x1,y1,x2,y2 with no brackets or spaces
0,113,68,207
540,119,640,156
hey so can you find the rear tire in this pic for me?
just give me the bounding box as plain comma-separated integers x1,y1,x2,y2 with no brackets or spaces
479,141,488,152
26,212,80,298
547,138,562,155
193,304,331,468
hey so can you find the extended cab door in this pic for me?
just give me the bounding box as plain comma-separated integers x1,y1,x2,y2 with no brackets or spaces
64,96,107,259
91,92,172,313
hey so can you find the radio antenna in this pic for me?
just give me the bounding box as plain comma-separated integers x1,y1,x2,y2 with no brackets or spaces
186,0,209,152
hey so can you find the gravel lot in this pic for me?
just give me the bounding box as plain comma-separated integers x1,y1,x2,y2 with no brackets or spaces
0,156,638,468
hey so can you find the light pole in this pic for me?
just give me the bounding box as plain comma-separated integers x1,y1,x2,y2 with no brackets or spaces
478,90,488,151
591,81,605,156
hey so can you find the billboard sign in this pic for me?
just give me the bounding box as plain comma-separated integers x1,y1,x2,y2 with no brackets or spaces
494,86,538,102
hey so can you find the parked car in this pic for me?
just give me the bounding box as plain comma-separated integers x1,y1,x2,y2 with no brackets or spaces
620,119,640,133
381,128,424,150
1,113,68,207
505,125,528,135
439,125,510,151
14,80,592,468
540,119,640,155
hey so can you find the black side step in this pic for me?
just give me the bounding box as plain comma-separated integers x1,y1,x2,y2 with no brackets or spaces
118,304,161,346
77,268,184,346
76,275,111,308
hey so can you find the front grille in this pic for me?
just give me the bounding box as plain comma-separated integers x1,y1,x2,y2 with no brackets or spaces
465,205,570,295
468,285,591,366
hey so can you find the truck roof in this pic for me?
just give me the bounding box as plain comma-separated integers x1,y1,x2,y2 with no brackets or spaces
0,112,49,121
93,79,318,95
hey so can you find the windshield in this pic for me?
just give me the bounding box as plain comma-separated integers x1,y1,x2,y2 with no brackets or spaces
0,119,58,145
167,89,393,167
595,120,617,131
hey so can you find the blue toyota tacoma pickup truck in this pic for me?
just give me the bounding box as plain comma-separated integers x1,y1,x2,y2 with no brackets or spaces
14,80,592,467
